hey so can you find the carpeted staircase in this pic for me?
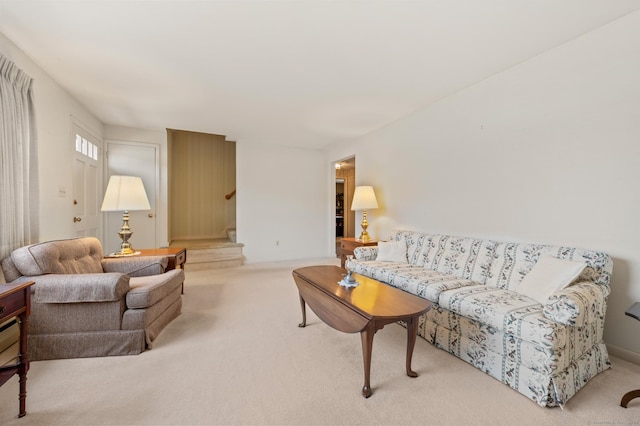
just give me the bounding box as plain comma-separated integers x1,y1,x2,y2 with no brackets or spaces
170,234,243,271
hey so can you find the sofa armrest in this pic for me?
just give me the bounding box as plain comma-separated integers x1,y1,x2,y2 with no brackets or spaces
542,281,610,327
353,246,378,261
101,256,168,277
31,273,130,303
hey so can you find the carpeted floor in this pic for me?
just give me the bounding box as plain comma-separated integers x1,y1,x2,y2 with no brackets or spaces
1,257,639,425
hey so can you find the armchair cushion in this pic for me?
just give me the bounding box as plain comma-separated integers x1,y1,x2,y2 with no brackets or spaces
126,269,184,309
33,273,130,303
9,237,103,276
102,256,168,277
1,256,22,283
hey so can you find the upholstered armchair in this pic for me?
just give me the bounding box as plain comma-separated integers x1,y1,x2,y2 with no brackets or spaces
1,237,184,360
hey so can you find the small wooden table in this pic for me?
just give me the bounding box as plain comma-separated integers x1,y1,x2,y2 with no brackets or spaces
339,238,378,268
137,247,187,271
0,281,34,418
621,302,640,408
292,265,431,398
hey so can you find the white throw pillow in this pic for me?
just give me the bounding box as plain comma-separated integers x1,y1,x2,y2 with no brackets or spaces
375,238,408,263
516,255,586,304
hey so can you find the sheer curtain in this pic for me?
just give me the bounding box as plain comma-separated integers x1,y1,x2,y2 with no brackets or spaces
0,54,39,261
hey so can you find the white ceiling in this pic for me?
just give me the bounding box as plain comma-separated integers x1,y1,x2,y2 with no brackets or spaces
1,1,639,149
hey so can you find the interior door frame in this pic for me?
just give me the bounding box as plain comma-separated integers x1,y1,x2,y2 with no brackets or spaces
103,139,161,252
333,156,356,252
71,118,102,239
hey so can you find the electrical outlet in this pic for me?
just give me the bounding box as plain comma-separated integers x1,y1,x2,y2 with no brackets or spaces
276,240,280,246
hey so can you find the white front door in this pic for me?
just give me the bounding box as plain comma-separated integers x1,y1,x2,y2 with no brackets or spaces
72,124,100,237
104,140,159,254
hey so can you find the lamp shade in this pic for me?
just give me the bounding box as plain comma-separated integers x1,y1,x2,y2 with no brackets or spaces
100,176,151,212
351,186,378,211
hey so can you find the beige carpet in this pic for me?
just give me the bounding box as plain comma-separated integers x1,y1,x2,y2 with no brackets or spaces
1,257,639,425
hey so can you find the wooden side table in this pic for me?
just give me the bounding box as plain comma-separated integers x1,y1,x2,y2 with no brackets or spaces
0,281,34,418
339,238,378,268
137,247,187,271
621,302,640,408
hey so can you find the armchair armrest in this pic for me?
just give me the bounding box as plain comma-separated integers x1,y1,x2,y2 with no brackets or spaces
543,281,610,327
31,273,130,303
102,256,168,277
353,246,378,261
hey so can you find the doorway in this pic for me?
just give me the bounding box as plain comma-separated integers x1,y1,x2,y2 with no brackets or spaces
104,140,159,254
335,157,355,255
167,129,236,244
72,122,101,238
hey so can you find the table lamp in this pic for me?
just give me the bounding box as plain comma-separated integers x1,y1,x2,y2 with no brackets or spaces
100,175,151,255
351,186,378,243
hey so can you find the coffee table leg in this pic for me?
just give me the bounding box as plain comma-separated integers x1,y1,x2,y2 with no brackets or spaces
405,316,419,378
621,389,640,408
298,294,307,328
360,323,375,398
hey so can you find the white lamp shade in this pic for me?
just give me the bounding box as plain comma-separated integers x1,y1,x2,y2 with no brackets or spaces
351,186,379,211
101,176,151,212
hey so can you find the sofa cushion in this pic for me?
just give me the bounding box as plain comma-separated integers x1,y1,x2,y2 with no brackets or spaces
387,268,477,304
422,235,496,284
375,238,408,263
349,261,418,284
126,269,184,309
388,230,433,266
10,237,104,276
516,255,586,304
485,242,612,290
437,285,567,349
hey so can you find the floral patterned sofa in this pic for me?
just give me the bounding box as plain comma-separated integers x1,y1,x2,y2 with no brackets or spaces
345,230,613,407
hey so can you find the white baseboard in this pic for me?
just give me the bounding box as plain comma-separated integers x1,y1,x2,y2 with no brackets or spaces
607,343,640,365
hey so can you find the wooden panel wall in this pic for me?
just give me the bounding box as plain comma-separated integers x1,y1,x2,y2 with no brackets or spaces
336,167,356,238
168,130,236,241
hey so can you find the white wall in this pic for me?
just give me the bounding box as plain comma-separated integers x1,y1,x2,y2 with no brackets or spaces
236,142,329,263
0,33,104,242
328,11,640,359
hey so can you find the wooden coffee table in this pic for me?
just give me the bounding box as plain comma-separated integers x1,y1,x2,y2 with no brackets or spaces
292,265,431,398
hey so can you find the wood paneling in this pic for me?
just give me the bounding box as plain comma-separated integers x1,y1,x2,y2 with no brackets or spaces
336,167,356,238
168,130,236,241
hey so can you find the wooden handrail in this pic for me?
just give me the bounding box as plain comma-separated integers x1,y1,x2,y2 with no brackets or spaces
225,189,236,200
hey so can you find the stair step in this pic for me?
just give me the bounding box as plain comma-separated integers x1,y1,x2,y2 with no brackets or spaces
184,257,243,271
188,247,243,263
172,239,244,271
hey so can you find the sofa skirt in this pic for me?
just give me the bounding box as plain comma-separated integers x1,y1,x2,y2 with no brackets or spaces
423,317,610,407
28,329,146,361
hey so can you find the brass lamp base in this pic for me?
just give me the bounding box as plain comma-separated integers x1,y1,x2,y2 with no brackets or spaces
116,211,136,256
357,209,371,243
